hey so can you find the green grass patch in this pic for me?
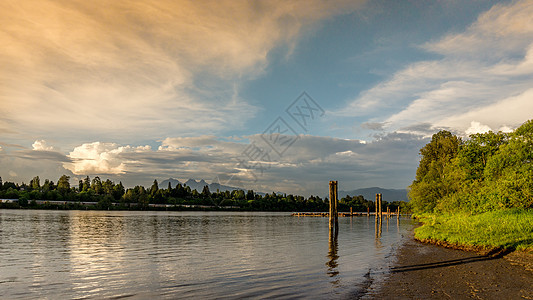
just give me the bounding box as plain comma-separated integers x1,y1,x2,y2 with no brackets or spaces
414,209,533,252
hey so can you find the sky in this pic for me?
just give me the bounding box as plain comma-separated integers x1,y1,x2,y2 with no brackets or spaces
1,0,533,196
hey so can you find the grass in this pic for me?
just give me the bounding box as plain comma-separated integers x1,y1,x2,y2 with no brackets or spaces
414,209,533,253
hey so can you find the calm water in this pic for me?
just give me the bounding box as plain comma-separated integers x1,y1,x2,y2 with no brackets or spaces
0,210,414,299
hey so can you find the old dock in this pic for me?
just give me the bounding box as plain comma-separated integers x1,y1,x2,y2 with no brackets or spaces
291,212,399,217
292,189,403,218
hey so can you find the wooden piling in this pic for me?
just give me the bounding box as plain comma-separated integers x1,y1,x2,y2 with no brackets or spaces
329,183,334,229
378,194,383,220
334,182,338,228
329,181,338,231
397,206,400,219
375,194,379,220
350,206,353,216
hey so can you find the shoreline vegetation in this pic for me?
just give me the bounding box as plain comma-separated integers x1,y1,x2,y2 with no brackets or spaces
0,177,407,213
409,119,533,254
415,210,533,253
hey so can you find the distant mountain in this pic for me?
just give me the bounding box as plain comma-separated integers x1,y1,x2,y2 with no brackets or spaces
160,178,242,193
184,179,208,192
339,187,408,202
160,178,181,189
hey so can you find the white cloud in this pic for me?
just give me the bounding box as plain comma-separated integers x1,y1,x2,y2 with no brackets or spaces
465,121,492,135
32,140,56,151
438,88,533,133
64,142,151,175
426,1,533,57
160,136,227,150
499,125,514,133
343,0,533,136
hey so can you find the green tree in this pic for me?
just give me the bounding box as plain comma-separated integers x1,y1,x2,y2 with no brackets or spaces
57,175,70,194
246,189,255,200
122,188,138,206
482,120,533,209
409,130,461,213
139,193,149,209
30,176,40,190
233,189,245,200
103,179,114,195
83,176,91,192
410,120,533,214
201,185,211,198
454,131,508,182
98,195,114,210
18,192,29,207
42,179,53,191
150,179,159,196
92,176,102,194
113,182,125,200
191,189,199,199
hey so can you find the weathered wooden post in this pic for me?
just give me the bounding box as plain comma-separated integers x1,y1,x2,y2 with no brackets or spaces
375,194,379,220
334,181,338,229
387,206,390,218
397,206,400,219
329,182,334,229
350,206,353,217
378,194,383,220
329,181,338,231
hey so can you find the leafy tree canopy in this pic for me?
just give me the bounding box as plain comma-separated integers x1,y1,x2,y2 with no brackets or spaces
409,119,533,214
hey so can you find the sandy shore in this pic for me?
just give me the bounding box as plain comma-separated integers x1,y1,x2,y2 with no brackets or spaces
368,231,533,299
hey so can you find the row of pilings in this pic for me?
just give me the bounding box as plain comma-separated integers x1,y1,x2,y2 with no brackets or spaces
327,182,400,232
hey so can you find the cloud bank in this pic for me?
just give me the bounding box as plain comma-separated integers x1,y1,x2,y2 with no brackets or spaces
344,0,533,135
29,132,420,195
0,0,365,142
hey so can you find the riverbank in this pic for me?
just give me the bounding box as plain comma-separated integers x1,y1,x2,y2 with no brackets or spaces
369,230,533,299
414,209,533,252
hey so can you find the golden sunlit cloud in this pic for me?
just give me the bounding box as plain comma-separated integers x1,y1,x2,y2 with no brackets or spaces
64,141,151,175
0,0,365,142
32,139,56,151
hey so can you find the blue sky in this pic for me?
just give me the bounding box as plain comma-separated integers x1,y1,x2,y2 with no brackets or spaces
1,0,533,196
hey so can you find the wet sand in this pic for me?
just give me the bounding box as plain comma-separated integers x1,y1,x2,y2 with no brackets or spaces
370,232,533,299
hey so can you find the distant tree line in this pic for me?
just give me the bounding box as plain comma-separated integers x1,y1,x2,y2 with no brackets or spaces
409,119,533,214
0,175,405,212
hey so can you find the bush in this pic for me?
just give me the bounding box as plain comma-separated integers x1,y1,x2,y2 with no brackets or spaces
410,119,533,214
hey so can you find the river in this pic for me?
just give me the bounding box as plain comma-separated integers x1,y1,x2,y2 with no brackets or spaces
0,210,414,299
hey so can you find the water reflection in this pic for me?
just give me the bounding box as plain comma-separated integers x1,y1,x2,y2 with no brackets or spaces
375,217,382,249
68,212,127,299
0,211,415,299
397,217,400,233
326,228,339,279
375,217,382,239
